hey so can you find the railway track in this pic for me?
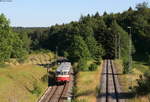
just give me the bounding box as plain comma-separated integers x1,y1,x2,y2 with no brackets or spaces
107,60,119,102
39,82,69,102
98,60,124,102
48,83,66,102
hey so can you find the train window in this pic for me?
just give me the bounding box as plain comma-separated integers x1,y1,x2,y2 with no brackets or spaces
61,71,64,75
56,71,69,75
56,71,60,75
64,71,68,75
64,72,66,75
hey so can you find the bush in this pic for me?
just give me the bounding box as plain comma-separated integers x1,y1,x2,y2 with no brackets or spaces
132,70,150,95
31,81,42,96
72,86,78,98
41,74,48,83
123,60,129,74
95,61,101,65
17,56,27,64
77,59,88,71
89,63,98,71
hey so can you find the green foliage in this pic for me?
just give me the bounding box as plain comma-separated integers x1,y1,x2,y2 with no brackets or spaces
9,2,150,66
18,31,31,52
0,14,13,62
77,59,88,71
0,14,27,63
84,32,103,60
132,69,150,95
89,63,98,71
123,60,130,74
31,81,42,96
17,56,27,63
111,20,130,59
68,35,91,62
41,74,48,83
11,33,28,58
95,61,101,65
72,86,78,98
136,2,149,10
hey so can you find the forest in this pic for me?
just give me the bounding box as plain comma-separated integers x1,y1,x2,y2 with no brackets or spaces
0,2,150,71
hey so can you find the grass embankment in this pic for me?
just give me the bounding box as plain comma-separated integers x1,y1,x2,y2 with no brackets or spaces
0,65,47,102
0,52,55,102
75,60,103,102
114,60,150,102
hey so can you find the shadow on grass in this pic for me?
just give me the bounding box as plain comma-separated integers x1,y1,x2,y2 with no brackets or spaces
37,61,56,68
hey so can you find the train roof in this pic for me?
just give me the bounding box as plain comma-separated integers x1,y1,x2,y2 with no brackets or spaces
56,62,71,72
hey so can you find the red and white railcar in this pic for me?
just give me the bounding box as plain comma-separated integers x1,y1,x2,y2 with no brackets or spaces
55,62,71,83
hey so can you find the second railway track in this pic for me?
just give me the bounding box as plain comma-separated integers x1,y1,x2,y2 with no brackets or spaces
106,60,119,102
99,59,124,102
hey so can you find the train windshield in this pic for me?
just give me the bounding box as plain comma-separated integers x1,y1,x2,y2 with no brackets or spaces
63,71,68,75
56,71,60,75
56,71,68,75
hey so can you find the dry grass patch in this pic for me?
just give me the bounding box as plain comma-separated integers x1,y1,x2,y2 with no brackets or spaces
0,51,55,102
27,52,55,65
76,61,103,102
5,52,55,66
114,60,150,102
0,64,47,102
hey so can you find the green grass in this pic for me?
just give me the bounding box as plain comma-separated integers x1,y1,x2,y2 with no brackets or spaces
75,60,103,102
0,51,55,102
133,61,150,73
0,63,9,68
0,64,47,102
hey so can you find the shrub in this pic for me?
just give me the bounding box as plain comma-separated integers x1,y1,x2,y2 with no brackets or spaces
77,59,88,71
95,61,101,65
95,85,100,95
123,60,129,74
72,86,78,98
31,81,42,96
41,74,48,83
132,70,150,95
89,63,98,71
17,56,27,64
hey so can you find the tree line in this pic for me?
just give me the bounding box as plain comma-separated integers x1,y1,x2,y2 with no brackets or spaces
0,2,150,72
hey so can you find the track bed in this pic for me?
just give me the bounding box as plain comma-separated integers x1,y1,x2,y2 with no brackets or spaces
97,60,125,102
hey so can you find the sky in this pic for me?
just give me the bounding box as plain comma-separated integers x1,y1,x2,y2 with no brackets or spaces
0,0,149,27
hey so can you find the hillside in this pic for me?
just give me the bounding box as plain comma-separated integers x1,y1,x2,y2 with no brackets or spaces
0,52,54,102
0,65,47,102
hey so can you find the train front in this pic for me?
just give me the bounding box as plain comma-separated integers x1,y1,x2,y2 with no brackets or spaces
55,71,70,82
55,62,71,83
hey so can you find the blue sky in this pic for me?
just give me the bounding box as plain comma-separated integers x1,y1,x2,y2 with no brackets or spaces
0,0,148,27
